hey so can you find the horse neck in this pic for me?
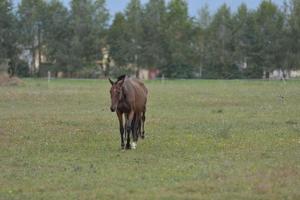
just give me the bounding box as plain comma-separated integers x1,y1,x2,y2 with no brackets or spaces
120,81,135,106
117,89,131,113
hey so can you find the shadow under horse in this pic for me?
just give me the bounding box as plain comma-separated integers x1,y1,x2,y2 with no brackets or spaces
109,75,148,150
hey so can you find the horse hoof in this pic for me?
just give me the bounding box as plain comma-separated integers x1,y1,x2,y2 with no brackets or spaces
125,144,131,150
132,142,137,149
141,132,145,139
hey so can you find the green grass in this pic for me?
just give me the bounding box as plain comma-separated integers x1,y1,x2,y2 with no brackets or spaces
1,78,300,199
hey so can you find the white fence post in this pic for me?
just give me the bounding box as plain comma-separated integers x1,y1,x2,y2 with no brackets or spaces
48,71,51,85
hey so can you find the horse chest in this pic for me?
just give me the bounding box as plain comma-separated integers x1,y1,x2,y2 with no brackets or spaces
117,101,131,113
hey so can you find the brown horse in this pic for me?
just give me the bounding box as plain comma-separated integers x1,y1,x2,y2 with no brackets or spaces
109,75,148,149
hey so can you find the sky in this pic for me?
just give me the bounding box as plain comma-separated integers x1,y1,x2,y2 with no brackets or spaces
13,0,285,18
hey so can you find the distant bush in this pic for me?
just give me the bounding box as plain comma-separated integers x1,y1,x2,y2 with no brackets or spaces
15,60,30,77
243,64,264,79
162,64,195,79
110,66,135,78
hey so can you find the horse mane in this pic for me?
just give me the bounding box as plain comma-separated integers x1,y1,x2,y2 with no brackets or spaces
117,75,126,82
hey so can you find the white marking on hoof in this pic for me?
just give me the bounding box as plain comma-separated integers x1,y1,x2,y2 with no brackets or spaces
132,142,137,149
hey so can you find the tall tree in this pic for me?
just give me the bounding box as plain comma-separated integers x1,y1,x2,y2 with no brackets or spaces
206,4,236,78
18,0,46,74
231,4,262,78
0,0,18,65
197,4,211,29
232,4,250,66
69,0,109,72
108,12,130,71
124,0,144,75
253,0,284,77
142,0,167,69
164,0,194,78
194,4,211,78
43,0,71,73
285,0,300,71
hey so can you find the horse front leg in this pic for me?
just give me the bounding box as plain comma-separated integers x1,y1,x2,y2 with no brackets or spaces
125,111,135,149
117,111,125,149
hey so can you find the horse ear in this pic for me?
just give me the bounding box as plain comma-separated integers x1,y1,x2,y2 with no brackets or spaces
108,78,114,85
117,78,125,86
117,75,126,82
116,75,126,85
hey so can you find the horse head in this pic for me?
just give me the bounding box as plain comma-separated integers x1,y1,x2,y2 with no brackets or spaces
109,75,126,112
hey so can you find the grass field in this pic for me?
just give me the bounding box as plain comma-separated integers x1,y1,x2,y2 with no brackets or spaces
1,78,300,199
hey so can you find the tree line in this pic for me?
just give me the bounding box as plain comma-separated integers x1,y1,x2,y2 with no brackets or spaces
0,0,300,79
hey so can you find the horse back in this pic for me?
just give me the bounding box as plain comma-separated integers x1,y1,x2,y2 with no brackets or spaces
123,78,147,112
131,78,148,95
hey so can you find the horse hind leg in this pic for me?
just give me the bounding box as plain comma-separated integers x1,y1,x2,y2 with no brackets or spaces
131,114,140,149
135,113,142,139
141,111,146,139
138,117,142,138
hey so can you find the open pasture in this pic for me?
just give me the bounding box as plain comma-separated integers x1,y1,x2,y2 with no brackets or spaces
1,79,300,199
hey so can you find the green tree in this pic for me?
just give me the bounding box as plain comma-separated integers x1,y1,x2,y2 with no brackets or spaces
18,0,46,74
69,0,109,73
142,0,167,70
206,4,237,78
108,12,131,74
284,0,300,71
232,4,250,67
164,0,194,78
42,0,71,73
253,0,285,77
194,4,211,78
197,4,211,29
231,4,262,78
0,0,18,68
124,0,144,76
